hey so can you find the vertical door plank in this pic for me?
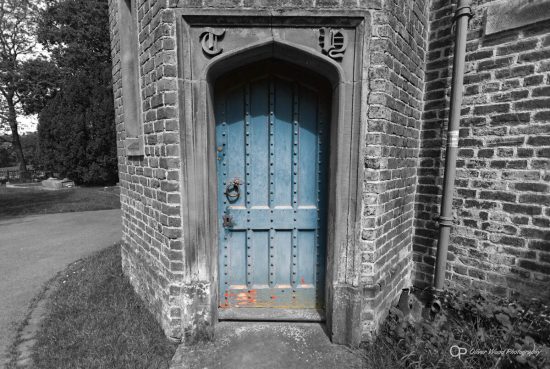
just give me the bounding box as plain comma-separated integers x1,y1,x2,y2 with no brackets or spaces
298,87,318,207
297,230,316,287
273,79,293,208
228,230,247,286
249,80,270,207
316,92,329,303
250,230,269,286
225,87,246,207
273,230,292,286
216,93,228,298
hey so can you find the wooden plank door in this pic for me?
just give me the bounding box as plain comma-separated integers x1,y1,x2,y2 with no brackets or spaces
215,61,330,319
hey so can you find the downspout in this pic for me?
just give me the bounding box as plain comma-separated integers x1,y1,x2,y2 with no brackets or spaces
433,0,473,291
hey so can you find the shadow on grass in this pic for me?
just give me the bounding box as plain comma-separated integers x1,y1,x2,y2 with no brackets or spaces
31,244,177,369
0,186,120,219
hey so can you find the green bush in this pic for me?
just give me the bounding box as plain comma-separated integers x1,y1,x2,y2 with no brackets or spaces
365,288,550,369
38,70,118,185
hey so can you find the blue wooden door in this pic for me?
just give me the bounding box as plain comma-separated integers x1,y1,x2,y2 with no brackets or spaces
215,61,330,314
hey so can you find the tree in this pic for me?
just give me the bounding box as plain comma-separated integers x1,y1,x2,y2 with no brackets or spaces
0,0,42,177
37,0,111,76
0,132,39,168
17,58,60,115
0,143,10,167
36,0,118,185
39,71,117,184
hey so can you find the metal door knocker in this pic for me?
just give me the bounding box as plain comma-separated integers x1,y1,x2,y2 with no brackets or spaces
224,178,241,202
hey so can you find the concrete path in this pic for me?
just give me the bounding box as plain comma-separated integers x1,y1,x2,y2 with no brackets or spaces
0,209,121,368
170,322,366,369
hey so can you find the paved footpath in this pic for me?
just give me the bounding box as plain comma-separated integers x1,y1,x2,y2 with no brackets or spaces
170,321,366,369
0,209,121,368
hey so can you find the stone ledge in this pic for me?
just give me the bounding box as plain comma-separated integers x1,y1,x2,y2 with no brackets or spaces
485,0,550,35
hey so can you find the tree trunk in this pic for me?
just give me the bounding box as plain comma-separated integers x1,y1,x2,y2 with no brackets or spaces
6,91,28,178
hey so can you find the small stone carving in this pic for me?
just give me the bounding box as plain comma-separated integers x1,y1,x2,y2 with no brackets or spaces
200,28,225,56
318,28,348,60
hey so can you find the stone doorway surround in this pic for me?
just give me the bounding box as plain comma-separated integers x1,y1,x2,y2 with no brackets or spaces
175,9,371,345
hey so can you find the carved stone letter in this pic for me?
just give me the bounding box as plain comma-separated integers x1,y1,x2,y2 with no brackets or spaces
200,28,225,57
319,28,348,60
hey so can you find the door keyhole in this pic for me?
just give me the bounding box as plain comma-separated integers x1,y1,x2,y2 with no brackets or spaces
222,214,233,228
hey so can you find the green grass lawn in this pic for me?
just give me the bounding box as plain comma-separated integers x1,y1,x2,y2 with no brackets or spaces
0,185,120,219
31,244,177,369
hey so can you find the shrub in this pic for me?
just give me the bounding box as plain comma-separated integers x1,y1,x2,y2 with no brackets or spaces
364,288,550,369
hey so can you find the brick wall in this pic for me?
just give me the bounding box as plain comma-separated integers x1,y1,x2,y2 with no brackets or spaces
109,0,183,339
361,0,429,338
414,0,550,301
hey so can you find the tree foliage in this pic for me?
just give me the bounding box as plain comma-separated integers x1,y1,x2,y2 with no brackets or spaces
36,0,117,185
17,58,60,115
38,71,117,184
0,132,40,168
37,0,111,74
0,0,43,174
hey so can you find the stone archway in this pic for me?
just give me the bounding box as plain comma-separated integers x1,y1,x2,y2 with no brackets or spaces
175,11,369,345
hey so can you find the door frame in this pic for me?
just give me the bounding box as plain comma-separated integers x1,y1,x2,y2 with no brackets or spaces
175,10,370,345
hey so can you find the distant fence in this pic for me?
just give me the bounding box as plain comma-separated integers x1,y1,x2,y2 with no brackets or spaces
0,169,45,183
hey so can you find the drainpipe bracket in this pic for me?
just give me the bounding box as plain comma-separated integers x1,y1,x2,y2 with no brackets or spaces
453,6,473,22
438,216,454,227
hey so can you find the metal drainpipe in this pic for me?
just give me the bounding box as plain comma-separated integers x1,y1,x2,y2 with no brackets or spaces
433,0,473,291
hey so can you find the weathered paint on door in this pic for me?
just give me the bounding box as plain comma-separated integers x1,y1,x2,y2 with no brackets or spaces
215,61,330,313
